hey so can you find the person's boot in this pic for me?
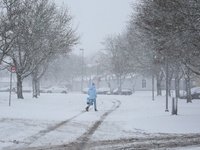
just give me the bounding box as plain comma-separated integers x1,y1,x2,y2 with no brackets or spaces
85,107,89,111
95,109,98,111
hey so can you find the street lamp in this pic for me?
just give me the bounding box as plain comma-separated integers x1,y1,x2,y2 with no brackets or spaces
80,49,84,92
165,48,169,112
151,32,155,101
152,50,155,101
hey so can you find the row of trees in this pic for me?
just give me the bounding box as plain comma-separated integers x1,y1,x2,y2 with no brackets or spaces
41,54,84,91
100,0,200,102
0,0,80,98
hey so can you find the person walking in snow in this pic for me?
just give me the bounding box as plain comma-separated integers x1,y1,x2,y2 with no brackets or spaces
86,83,98,111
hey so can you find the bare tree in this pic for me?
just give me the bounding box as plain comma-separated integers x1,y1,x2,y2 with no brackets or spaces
102,34,132,94
130,0,200,101
42,54,83,91
30,2,80,98
31,60,49,98
1,0,79,99
0,0,20,64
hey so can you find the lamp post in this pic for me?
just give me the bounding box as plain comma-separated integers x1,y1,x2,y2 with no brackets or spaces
80,49,84,92
151,31,155,101
152,50,155,101
165,48,169,112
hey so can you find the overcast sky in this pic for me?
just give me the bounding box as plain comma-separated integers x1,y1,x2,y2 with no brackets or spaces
54,0,134,57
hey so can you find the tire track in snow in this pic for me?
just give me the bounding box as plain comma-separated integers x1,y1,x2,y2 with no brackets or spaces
8,98,200,150
82,99,121,139
5,99,105,150
9,111,85,150
54,99,122,150
25,98,121,150
88,133,200,150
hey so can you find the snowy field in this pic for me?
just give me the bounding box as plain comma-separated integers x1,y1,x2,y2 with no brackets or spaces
0,91,200,150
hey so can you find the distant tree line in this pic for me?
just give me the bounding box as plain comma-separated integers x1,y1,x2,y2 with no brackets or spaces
0,0,80,99
41,54,84,91
100,0,200,103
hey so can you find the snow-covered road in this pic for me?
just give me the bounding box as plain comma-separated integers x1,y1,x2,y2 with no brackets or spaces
0,91,200,149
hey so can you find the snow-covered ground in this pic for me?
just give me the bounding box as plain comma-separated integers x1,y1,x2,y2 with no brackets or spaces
0,91,200,149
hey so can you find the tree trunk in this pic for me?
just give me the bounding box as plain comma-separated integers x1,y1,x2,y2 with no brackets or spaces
17,74,24,99
32,68,38,98
130,75,138,93
132,84,135,93
116,75,121,95
168,70,174,97
157,80,162,96
32,78,37,98
105,76,112,94
175,76,180,98
168,78,172,97
37,80,40,96
185,77,192,103
32,75,41,98
31,65,48,98
108,83,112,94
156,72,163,96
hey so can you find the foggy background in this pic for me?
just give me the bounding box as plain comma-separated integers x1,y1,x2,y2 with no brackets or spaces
55,0,134,56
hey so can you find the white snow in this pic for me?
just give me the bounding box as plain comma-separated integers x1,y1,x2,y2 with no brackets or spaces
0,91,200,149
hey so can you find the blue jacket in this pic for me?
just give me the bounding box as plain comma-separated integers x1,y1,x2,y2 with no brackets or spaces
88,85,97,99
